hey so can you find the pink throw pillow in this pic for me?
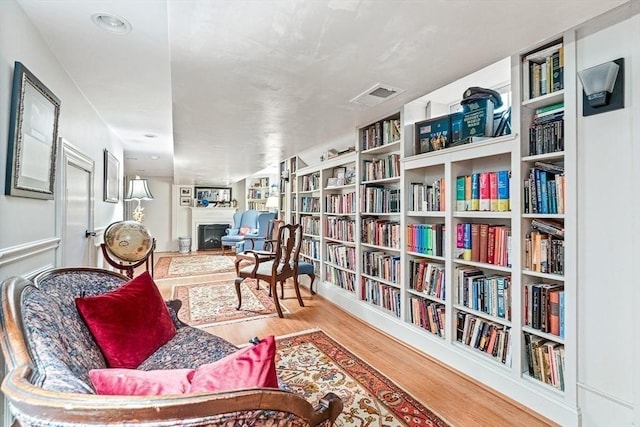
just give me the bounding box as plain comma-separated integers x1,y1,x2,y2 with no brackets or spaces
90,368,194,396
76,271,176,368
189,335,279,393
238,226,252,236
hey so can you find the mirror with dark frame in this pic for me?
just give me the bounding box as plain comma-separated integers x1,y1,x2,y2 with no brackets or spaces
195,186,232,207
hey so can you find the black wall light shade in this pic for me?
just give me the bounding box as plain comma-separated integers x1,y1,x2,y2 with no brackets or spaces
578,58,624,116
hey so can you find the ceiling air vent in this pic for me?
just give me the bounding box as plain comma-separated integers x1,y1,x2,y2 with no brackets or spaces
350,83,405,107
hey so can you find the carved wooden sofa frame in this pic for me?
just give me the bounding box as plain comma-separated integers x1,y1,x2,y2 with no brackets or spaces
0,267,342,426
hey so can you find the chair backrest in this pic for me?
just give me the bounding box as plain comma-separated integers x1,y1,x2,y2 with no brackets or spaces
239,209,261,229
272,224,302,278
265,219,285,251
230,211,243,229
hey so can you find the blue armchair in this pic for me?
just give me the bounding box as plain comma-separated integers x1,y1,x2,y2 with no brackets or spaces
220,209,261,254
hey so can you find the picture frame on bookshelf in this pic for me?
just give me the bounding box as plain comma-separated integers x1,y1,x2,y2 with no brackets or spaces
333,167,346,186
180,196,192,206
345,166,356,185
414,115,451,155
180,187,192,197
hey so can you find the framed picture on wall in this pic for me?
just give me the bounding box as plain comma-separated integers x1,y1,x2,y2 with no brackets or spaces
5,61,61,200
180,196,192,206
180,187,192,197
103,149,119,203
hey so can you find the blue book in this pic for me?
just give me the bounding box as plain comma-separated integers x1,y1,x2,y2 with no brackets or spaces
497,170,510,211
539,170,549,214
463,223,472,261
497,277,506,318
471,173,480,210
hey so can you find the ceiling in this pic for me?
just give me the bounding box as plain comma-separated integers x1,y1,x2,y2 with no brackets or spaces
16,0,628,186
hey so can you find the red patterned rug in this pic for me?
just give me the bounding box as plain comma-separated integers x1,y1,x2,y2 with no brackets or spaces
276,329,450,427
172,279,289,327
155,253,236,278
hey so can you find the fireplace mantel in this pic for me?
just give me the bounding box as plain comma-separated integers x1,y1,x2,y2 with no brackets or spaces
188,207,237,251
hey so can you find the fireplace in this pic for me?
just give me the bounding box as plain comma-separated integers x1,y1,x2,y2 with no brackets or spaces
198,224,228,250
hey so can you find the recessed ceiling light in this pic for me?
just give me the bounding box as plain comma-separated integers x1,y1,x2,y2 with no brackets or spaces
150,155,159,160
91,13,131,35
144,133,158,139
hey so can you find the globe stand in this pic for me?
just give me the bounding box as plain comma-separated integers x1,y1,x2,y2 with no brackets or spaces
100,238,156,279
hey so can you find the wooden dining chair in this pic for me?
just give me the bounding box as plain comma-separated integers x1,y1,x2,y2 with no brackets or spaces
235,223,303,318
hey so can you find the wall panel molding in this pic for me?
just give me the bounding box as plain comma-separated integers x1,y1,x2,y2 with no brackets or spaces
0,238,61,267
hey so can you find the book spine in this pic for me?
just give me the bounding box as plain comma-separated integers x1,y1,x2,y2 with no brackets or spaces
456,224,465,259
464,175,472,210
497,170,510,212
489,171,498,211
456,176,466,211
471,223,480,262
479,172,490,211
479,224,489,264
471,173,480,211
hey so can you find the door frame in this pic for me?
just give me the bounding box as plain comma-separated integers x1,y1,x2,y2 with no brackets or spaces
55,138,95,266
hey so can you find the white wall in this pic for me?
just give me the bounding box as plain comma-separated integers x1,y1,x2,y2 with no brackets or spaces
142,177,173,252
576,9,639,427
0,0,124,277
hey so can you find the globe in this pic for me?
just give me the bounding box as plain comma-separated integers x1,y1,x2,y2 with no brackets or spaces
104,221,153,263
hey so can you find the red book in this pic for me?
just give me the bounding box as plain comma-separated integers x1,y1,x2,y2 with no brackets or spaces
487,226,496,264
489,171,498,211
471,223,480,262
548,288,563,336
479,224,489,263
456,223,465,258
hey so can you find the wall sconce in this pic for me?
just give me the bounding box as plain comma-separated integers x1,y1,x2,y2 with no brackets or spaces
577,58,624,116
125,176,154,222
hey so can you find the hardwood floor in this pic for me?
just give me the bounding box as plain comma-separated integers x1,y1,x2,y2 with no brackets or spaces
152,252,557,427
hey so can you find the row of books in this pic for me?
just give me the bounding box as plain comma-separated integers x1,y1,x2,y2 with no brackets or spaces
299,196,320,213
408,260,445,299
247,188,267,199
361,118,401,151
406,223,445,257
456,267,511,320
323,217,355,242
456,312,512,365
523,231,565,275
301,216,320,235
455,171,510,212
324,192,356,214
361,218,401,249
526,44,564,99
300,238,320,260
524,283,565,337
361,278,401,318
361,154,401,182
325,265,356,293
524,166,565,214
362,251,400,284
409,298,445,337
300,173,320,192
524,333,565,391
325,243,356,270
359,186,400,213
528,106,564,156
410,179,445,212
456,223,512,267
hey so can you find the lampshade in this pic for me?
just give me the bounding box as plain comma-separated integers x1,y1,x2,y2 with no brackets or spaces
265,195,279,209
125,176,154,201
577,61,620,107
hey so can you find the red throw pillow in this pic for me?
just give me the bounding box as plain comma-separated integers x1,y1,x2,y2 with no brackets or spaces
90,368,194,396
189,335,279,393
238,226,252,236
76,271,176,369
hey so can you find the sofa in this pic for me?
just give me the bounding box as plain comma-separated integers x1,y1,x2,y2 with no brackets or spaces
0,267,342,426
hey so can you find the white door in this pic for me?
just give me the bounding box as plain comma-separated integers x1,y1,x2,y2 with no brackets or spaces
57,140,95,267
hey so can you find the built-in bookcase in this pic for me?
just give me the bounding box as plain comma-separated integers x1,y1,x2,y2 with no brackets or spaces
282,31,578,426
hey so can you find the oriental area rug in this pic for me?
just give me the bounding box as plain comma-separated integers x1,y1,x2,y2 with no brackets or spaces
276,329,450,427
155,253,235,278
172,279,288,327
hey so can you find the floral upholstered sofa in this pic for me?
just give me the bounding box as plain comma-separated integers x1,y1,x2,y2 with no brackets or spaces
0,267,342,426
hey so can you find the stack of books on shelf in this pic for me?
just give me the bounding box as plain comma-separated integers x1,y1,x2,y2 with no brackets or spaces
362,250,400,284
409,260,445,298
361,218,400,249
523,333,565,391
528,102,564,155
524,283,565,337
325,243,356,269
524,224,565,275
324,217,355,242
410,179,445,211
456,170,510,212
524,162,565,214
455,312,511,365
324,192,356,214
525,43,564,99
362,154,401,181
361,279,401,317
361,118,401,150
359,186,400,213
301,173,320,191
456,223,512,267
409,299,445,337
300,196,320,213
301,238,320,260
301,216,320,235
455,267,511,320
325,266,356,292
406,223,445,256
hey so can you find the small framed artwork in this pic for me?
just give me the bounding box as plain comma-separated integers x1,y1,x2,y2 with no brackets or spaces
345,166,356,185
333,167,346,186
103,149,119,203
180,187,192,197
5,61,61,200
180,196,192,206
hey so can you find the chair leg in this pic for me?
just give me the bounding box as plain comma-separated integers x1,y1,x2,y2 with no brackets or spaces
234,257,242,276
280,281,285,299
308,273,316,295
271,281,284,318
235,277,244,310
293,276,305,307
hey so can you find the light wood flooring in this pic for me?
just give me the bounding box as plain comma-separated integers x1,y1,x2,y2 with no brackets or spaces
152,251,557,427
